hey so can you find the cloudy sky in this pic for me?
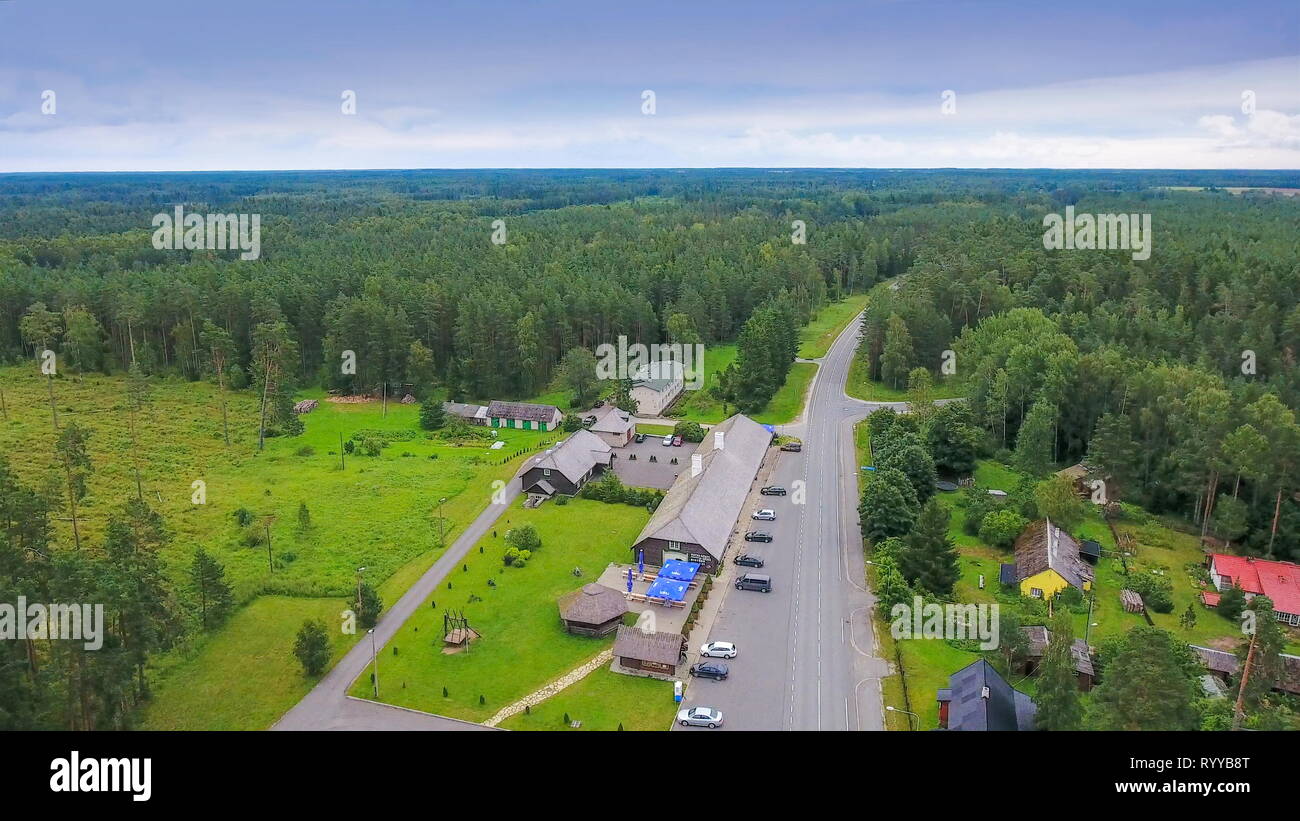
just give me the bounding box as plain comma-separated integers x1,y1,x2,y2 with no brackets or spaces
1,0,1297,171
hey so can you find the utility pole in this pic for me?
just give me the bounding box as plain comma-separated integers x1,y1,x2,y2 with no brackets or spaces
1232,630,1258,731
339,432,346,470
265,523,273,573
368,628,379,698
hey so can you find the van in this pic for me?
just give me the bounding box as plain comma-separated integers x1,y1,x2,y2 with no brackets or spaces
735,573,772,593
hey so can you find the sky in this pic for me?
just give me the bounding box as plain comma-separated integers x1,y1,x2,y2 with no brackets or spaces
0,0,1297,171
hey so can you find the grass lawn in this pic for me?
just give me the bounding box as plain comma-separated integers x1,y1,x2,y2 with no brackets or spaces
845,354,966,402
636,423,675,436
140,595,355,730
498,667,676,731
0,366,558,729
797,293,869,359
668,344,815,426
350,498,650,723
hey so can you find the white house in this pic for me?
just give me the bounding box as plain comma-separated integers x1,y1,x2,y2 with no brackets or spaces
630,360,685,417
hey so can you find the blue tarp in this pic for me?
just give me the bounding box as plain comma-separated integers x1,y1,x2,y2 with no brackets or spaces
658,559,700,582
762,424,776,434
645,576,689,602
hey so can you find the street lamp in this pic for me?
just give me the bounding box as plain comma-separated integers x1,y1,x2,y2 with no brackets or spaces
355,566,367,616
437,497,448,546
368,628,379,699
886,705,920,731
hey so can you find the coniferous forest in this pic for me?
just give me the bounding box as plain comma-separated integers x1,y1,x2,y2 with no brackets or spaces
2,168,1300,730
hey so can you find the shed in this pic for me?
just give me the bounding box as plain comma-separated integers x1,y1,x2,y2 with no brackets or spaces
1120,589,1144,613
612,625,684,676
557,583,629,637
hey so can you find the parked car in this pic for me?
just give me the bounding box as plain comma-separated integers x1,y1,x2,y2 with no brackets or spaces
677,706,724,728
634,432,646,443
733,553,764,568
689,661,730,681
672,435,683,447
582,415,597,427
760,485,787,496
752,509,776,521
735,573,773,593
744,531,773,543
700,641,737,659
662,434,674,446
780,442,802,452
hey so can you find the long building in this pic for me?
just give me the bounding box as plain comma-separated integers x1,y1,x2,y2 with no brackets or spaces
630,413,771,572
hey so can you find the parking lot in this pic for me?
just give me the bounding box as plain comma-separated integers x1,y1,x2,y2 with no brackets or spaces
609,434,691,490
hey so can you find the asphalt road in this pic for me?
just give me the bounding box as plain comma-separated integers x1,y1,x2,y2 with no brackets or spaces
676,311,891,731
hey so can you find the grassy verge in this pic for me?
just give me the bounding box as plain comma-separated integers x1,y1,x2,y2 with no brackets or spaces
636,423,675,436
497,668,675,731
845,355,966,402
797,293,870,359
349,498,649,723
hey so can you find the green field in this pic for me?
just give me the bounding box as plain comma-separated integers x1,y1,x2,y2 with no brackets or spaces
668,344,816,425
797,293,869,359
350,498,649,723
846,354,966,402
0,366,558,729
498,667,676,731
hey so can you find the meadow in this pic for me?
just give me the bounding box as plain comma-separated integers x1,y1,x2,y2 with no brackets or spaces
0,366,556,729
348,497,651,723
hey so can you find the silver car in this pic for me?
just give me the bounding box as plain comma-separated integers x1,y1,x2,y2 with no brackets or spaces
752,509,776,521
700,641,737,659
677,706,724,728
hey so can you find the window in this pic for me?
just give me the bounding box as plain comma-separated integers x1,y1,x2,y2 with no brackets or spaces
543,469,551,477
1030,588,1043,598
667,541,683,552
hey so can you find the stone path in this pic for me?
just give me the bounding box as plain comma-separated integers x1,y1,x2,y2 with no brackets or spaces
482,648,614,727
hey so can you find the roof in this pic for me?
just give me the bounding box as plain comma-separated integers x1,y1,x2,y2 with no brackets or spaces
589,405,633,435
939,658,1037,731
529,429,612,486
612,626,682,665
1201,591,1222,607
1013,518,1094,590
632,360,685,394
1190,644,1300,695
557,583,629,625
1021,626,1095,678
486,401,561,423
443,401,483,419
1056,463,1089,481
1209,553,1300,616
632,414,771,561
1080,539,1102,558
999,563,1018,585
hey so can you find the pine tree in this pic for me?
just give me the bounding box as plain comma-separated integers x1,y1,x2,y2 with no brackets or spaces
294,620,332,676
1086,626,1199,730
191,548,234,630
1035,611,1082,730
1014,399,1057,477
419,395,447,430
898,498,959,595
879,314,913,389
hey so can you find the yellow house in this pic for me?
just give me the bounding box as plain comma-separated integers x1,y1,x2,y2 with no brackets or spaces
1002,518,1094,599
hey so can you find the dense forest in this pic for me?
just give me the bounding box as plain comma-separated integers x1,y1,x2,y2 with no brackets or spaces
856,184,1300,562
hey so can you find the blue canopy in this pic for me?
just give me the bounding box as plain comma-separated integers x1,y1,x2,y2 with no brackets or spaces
645,576,689,602
626,568,634,593
762,424,776,434
658,559,700,582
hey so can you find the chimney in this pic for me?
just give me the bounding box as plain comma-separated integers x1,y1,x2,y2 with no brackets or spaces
691,453,703,477
980,685,990,700
714,430,725,451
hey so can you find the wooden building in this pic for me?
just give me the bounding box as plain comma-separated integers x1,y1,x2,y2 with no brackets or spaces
612,625,685,676
520,429,612,498
557,583,629,637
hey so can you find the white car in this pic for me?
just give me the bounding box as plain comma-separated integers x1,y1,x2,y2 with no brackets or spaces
700,641,737,659
677,706,724,728
752,509,776,521
662,434,674,446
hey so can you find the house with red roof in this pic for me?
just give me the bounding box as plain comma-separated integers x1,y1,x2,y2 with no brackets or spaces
1203,554,1300,627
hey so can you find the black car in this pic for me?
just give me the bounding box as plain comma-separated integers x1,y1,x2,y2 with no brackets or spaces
634,433,647,443
744,531,773,543
733,554,764,568
689,662,730,681
760,486,787,496
780,442,802,452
